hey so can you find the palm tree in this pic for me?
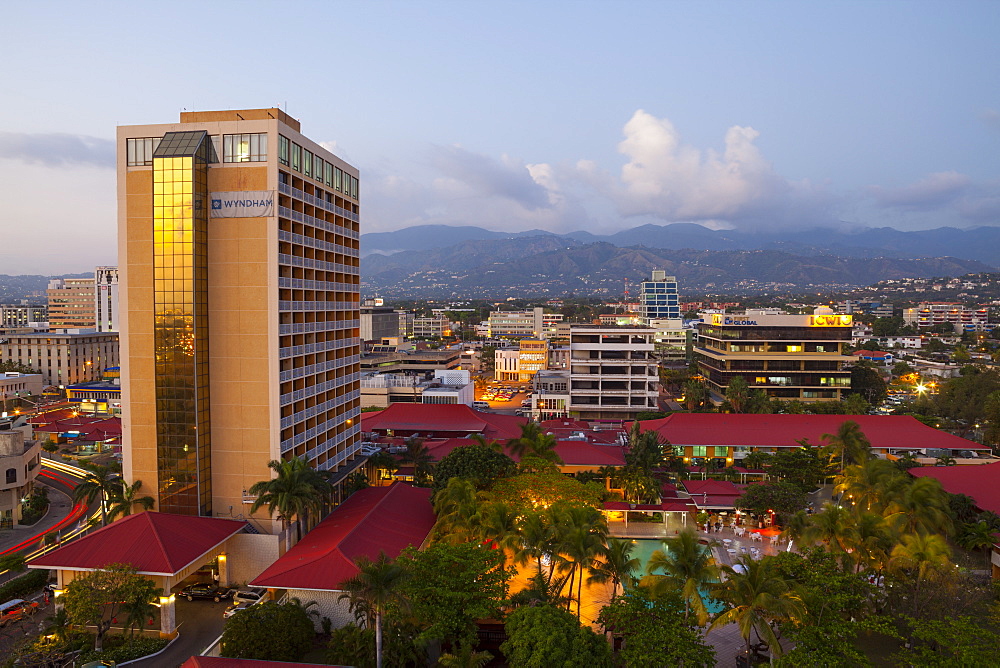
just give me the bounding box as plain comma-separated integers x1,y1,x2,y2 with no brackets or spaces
437,641,492,668
469,433,502,453
556,506,607,619
587,537,639,600
506,422,562,464
249,457,326,549
338,552,410,668
835,458,904,513
846,512,895,574
804,503,858,554
883,477,953,536
514,510,557,582
432,477,482,542
779,510,811,548
822,420,872,471
476,501,521,566
887,533,952,618
400,437,434,486
708,557,804,659
106,480,155,522
957,520,995,569
72,461,122,526
643,528,718,624
619,465,660,505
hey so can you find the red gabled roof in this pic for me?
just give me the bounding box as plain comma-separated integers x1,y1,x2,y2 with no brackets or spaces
250,482,434,592
360,403,526,440
27,512,245,575
635,414,989,451
683,479,746,497
911,462,1000,516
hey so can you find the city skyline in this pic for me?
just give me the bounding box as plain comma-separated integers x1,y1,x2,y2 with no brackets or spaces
2,0,999,274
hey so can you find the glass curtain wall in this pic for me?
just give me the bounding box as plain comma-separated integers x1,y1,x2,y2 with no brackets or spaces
152,131,212,515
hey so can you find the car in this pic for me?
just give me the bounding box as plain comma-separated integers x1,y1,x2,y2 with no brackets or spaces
180,583,233,602
223,601,253,618
233,587,267,604
0,599,37,625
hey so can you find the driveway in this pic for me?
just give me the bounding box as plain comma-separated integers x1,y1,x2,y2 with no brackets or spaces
127,598,228,667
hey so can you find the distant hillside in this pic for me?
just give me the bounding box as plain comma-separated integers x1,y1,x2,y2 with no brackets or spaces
361,223,1000,266
361,239,994,299
0,273,90,303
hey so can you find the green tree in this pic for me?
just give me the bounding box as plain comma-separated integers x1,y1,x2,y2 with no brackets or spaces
835,457,904,513
734,481,807,522
396,542,510,648
803,503,858,556
491,472,605,515
822,420,873,471
708,557,804,659
220,600,316,662
501,605,613,668
249,456,327,547
882,476,953,536
72,461,122,526
63,563,162,651
400,437,435,486
437,641,493,668
598,588,715,667
642,528,718,624
617,465,659,504
892,615,1000,666
338,552,410,668
587,537,639,600
506,422,562,464
725,376,752,413
849,362,888,405
432,477,483,542
555,504,608,618
887,533,952,618
766,445,828,493
106,480,155,522
957,520,995,569
683,379,709,412
475,501,521,566
432,444,515,491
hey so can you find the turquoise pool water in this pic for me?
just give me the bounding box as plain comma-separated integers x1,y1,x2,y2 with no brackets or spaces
624,538,724,614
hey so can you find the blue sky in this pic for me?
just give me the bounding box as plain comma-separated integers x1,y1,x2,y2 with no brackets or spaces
1,0,998,273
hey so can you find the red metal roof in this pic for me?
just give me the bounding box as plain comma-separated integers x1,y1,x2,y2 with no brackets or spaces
635,414,988,451
250,482,434,591
911,462,1000,515
604,500,694,512
27,512,246,575
361,403,526,440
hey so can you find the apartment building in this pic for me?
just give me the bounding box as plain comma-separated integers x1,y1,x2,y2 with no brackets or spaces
488,307,563,339
47,278,96,331
119,108,361,522
903,303,991,333
568,324,659,420
412,315,450,339
695,308,853,403
0,332,118,386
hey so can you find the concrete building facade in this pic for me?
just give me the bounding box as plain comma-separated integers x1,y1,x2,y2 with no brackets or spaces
47,278,96,331
0,304,47,328
568,325,659,420
119,108,361,523
0,332,118,386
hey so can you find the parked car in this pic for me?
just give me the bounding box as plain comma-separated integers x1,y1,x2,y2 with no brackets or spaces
0,599,37,625
233,587,267,604
180,583,233,602
223,601,253,618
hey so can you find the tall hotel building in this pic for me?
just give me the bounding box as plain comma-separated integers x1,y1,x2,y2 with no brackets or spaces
118,109,362,524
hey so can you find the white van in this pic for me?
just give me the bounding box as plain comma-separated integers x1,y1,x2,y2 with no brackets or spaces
472,401,490,411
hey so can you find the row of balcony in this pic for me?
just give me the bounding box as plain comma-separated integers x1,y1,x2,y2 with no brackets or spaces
278,229,358,258
280,371,360,405
279,389,360,430
278,182,360,227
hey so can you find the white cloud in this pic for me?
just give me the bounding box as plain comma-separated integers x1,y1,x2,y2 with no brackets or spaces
0,132,114,168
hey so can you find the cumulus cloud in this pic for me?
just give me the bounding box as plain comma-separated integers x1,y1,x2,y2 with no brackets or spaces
868,171,972,209
602,110,832,229
425,145,551,210
0,132,114,168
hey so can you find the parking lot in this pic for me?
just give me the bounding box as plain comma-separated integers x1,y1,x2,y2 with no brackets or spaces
477,382,532,416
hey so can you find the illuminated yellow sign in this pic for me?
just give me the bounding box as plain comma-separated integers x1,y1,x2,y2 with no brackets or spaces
809,314,852,327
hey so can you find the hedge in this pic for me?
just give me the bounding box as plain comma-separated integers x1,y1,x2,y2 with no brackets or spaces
0,570,49,602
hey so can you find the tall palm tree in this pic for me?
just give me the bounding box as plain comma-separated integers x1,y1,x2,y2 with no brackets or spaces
883,477,953,536
72,461,122,526
804,503,858,554
887,533,952,618
106,480,155,522
846,511,895,574
556,505,607,619
400,437,434,486
338,552,410,668
476,501,521,566
587,537,639,601
249,457,326,548
514,510,558,582
619,465,659,504
834,458,904,513
506,422,562,464
469,433,502,453
822,420,872,472
432,477,482,542
708,557,804,659
643,528,718,624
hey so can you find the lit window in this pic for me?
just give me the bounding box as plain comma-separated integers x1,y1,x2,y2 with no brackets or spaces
291,143,301,171
223,134,268,162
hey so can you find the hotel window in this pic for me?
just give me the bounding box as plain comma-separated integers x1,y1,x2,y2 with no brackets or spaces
126,137,160,166
291,143,301,172
714,446,728,457
324,161,333,187
223,133,267,162
692,446,707,457
303,150,313,177
335,167,343,192
279,135,290,166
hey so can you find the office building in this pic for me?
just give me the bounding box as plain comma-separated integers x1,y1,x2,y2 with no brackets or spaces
0,332,118,387
0,304,47,329
360,299,399,343
47,278,96,331
412,315,450,339
119,108,361,524
488,307,563,339
95,267,120,332
639,271,680,322
568,324,659,420
695,308,853,403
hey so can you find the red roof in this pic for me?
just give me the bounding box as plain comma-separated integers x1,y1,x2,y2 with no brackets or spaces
540,419,591,431
361,403,526,440
182,658,338,668
911,462,1000,515
27,512,245,575
604,500,694,512
683,479,747,509
635,414,988,451
251,482,434,591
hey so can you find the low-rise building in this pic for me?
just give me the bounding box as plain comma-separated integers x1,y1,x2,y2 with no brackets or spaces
0,304,47,328
904,302,991,333
0,372,44,412
0,332,119,387
0,428,42,527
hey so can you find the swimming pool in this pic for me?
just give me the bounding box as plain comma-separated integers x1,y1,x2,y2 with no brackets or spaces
623,538,725,614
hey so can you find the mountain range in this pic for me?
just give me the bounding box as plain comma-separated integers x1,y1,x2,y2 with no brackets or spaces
362,223,1000,266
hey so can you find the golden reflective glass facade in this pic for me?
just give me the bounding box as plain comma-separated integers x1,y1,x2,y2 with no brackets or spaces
152,134,212,515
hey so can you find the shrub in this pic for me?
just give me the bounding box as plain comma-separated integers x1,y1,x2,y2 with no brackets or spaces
0,570,49,601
